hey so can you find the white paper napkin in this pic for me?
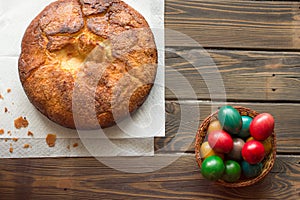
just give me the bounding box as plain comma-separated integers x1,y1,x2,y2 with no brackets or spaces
0,0,164,158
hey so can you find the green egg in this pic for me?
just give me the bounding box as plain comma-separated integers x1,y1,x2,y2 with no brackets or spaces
222,160,241,183
201,155,225,181
218,106,242,135
237,116,252,138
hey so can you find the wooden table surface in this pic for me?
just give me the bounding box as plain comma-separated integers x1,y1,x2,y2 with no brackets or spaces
1,0,300,199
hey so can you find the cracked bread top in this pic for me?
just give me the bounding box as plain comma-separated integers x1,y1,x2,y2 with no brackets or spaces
18,0,157,129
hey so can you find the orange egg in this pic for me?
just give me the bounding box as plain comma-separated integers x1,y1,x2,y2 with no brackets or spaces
207,120,222,135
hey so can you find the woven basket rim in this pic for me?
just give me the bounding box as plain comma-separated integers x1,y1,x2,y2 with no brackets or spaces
195,106,276,187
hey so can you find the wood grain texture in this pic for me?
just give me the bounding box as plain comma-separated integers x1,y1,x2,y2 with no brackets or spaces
0,1,300,199
0,155,299,199
165,0,300,50
155,101,300,153
165,49,300,101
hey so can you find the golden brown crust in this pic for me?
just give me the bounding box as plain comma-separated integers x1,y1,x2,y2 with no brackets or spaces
18,0,157,129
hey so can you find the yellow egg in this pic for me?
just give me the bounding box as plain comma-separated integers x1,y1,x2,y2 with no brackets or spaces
246,136,254,142
200,141,224,160
262,136,272,155
200,141,216,159
207,120,222,134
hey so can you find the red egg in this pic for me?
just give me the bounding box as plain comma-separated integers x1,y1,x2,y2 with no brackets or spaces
250,113,274,141
208,130,233,154
242,140,265,164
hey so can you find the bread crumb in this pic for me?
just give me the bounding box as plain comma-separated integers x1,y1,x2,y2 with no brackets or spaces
27,131,34,137
7,130,11,136
4,107,8,113
12,138,19,142
46,134,56,147
0,94,3,99
9,144,13,153
7,88,11,93
0,129,4,135
14,116,29,129
67,145,70,150
73,143,79,148
23,144,31,149
4,139,8,142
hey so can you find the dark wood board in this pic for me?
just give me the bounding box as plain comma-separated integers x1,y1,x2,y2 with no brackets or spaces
0,155,298,199
155,101,300,153
1,0,300,199
165,49,300,101
165,0,300,50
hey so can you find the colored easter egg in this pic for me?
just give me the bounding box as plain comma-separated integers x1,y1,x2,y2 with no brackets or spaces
227,138,245,161
222,160,241,182
207,120,222,135
238,116,252,138
208,130,233,154
201,155,225,181
218,106,242,135
250,113,274,141
241,161,263,178
242,140,265,164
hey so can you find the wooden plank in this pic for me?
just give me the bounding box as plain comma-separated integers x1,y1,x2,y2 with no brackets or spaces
165,49,300,101
155,101,300,153
165,0,300,50
0,155,298,199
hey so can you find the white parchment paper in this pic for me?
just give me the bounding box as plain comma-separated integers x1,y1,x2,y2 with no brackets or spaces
0,0,165,158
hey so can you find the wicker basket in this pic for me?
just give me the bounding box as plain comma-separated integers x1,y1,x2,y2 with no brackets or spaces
195,106,276,187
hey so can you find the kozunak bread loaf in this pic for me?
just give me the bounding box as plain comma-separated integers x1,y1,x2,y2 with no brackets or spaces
18,0,158,129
